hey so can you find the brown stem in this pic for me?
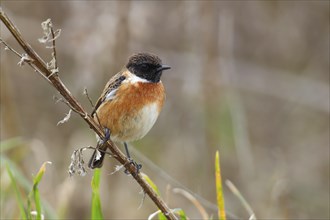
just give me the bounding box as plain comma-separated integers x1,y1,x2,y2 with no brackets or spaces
0,8,176,220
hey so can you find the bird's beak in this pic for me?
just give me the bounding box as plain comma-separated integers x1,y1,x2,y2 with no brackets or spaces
156,65,171,73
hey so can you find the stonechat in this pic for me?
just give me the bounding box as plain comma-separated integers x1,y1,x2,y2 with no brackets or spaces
88,52,170,169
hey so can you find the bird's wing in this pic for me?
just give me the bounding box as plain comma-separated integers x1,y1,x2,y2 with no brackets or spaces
91,71,126,116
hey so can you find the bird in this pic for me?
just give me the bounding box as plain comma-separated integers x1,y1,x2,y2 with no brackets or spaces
88,52,170,170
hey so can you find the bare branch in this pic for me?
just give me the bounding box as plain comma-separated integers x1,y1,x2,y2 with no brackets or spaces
0,9,176,220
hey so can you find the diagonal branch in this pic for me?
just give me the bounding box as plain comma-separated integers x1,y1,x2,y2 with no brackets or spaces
0,8,176,220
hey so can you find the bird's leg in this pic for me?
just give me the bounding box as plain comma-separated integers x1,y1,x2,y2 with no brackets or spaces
124,142,142,175
100,127,110,145
124,141,131,158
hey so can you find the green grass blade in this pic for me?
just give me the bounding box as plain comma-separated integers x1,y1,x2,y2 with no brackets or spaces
141,173,161,196
91,168,103,220
5,164,28,219
141,173,165,219
215,151,226,220
1,155,32,192
33,161,51,186
0,137,23,153
33,189,42,220
30,161,51,220
1,156,57,218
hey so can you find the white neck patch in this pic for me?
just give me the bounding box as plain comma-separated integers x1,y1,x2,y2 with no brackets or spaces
126,72,149,84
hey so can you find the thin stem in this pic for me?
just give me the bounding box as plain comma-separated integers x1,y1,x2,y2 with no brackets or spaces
0,9,176,220
0,38,22,58
50,27,58,70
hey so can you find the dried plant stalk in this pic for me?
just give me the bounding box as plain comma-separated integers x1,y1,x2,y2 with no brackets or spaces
0,8,176,220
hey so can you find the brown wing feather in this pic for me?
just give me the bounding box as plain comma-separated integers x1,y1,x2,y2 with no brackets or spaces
92,70,126,116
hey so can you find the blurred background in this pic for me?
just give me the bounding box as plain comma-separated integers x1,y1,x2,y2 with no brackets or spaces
1,1,329,219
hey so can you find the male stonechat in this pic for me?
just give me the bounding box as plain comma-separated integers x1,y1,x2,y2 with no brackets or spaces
88,52,170,170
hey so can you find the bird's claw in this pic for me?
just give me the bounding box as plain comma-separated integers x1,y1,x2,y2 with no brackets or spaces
124,159,142,176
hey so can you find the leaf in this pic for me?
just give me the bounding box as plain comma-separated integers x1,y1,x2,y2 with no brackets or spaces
0,137,23,153
174,208,187,220
33,161,52,186
215,151,226,220
141,173,165,219
149,208,187,220
158,212,167,220
30,161,51,220
1,156,57,218
141,173,161,196
33,188,42,220
91,168,103,220
6,164,27,219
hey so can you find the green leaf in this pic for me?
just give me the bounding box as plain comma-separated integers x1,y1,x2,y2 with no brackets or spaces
174,208,187,220
141,173,165,219
141,173,161,196
29,161,51,220
33,161,51,186
91,168,103,220
1,156,57,218
215,151,226,220
0,137,23,153
156,208,187,220
6,164,27,219
158,212,167,220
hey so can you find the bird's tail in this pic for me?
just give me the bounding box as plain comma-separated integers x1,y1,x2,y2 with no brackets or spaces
88,143,107,169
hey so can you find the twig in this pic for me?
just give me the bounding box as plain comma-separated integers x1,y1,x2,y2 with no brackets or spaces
0,38,52,84
172,188,209,220
49,26,58,70
0,9,177,220
83,88,95,108
225,180,256,220
0,38,22,58
53,96,81,114
130,146,239,219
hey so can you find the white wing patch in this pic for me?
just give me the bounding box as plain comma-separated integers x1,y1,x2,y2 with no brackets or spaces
104,88,118,101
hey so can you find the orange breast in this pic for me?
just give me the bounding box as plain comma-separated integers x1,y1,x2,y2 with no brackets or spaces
95,82,165,142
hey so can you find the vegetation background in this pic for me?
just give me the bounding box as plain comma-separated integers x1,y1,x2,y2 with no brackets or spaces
1,1,329,219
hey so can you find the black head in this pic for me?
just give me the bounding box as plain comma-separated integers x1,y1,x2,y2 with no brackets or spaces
126,52,170,83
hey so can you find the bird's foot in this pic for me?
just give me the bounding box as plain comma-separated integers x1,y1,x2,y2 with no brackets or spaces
124,159,142,176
